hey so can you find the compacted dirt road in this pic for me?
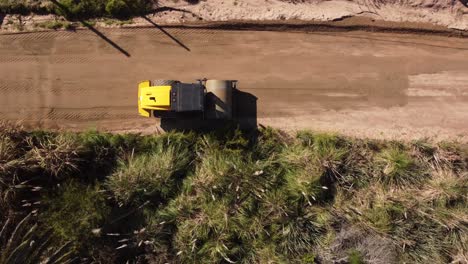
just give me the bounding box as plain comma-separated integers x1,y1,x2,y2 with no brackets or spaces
0,27,467,141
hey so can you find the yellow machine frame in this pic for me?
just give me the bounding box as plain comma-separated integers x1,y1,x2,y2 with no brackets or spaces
138,81,172,117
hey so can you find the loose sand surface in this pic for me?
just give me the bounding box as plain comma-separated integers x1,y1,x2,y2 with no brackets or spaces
0,27,467,141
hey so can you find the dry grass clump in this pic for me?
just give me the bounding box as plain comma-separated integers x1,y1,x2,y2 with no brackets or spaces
0,136,16,164
421,169,467,207
26,134,83,178
334,160,467,263
0,214,74,264
377,145,426,187
190,149,275,200
106,144,191,204
0,136,23,207
0,122,28,165
325,225,397,264
433,142,468,173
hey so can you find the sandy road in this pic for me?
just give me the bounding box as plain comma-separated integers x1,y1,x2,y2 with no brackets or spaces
0,27,467,141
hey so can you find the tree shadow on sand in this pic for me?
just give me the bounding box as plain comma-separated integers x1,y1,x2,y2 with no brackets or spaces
141,16,191,51
50,0,131,57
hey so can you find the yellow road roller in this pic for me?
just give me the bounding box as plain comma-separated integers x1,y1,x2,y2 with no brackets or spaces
138,79,236,120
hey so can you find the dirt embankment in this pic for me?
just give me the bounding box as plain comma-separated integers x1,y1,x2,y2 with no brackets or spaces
149,0,468,30
1,0,468,32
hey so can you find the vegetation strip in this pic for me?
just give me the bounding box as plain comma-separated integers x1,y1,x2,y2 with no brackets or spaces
2,1,467,37
0,0,155,19
0,125,467,263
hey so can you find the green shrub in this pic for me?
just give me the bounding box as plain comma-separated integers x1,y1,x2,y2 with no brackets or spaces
270,214,324,257
191,146,281,205
173,199,240,263
280,135,344,204
191,148,245,194
53,0,153,18
105,0,130,18
0,126,466,262
37,20,72,30
129,0,153,13
163,136,328,263
138,130,196,154
0,0,35,14
243,244,288,263
76,130,120,176
365,200,404,233
295,132,348,178
40,181,110,249
377,146,425,186
0,0,154,18
348,249,365,264
106,144,190,204
280,146,324,204
54,0,107,19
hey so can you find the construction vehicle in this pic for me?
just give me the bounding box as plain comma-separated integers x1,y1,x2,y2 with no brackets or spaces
138,79,237,120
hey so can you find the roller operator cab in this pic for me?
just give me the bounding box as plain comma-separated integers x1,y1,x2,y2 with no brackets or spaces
138,79,236,119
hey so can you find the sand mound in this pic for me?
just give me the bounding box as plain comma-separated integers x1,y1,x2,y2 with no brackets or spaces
152,0,468,30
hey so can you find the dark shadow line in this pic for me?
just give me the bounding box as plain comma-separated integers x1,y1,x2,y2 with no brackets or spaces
151,6,202,20
142,16,190,51
80,20,131,57
308,31,468,51
459,0,468,7
187,22,468,39
50,0,131,57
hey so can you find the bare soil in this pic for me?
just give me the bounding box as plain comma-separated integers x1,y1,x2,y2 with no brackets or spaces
0,28,467,141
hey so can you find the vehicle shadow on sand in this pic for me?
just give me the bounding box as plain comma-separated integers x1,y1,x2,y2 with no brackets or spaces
160,89,258,132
